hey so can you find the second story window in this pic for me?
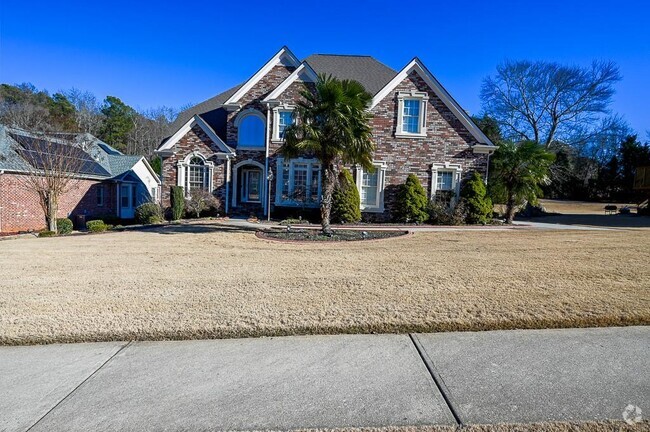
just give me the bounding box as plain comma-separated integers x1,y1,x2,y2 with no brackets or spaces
396,91,428,137
273,108,295,142
402,100,421,133
236,110,265,148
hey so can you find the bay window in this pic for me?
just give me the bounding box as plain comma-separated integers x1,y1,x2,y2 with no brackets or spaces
275,158,321,206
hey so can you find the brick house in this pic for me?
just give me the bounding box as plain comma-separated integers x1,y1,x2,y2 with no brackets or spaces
156,47,496,220
0,126,160,233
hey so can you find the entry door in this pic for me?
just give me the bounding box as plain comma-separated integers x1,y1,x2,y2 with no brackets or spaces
120,184,135,219
242,169,262,203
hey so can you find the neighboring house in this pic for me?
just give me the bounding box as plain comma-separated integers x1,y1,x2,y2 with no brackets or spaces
0,126,160,233
156,46,496,220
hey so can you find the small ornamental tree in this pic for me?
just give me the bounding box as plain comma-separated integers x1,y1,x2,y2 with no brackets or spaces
170,186,185,220
395,174,428,223
186,189,220,218
460,172,493,224
332,169,361,223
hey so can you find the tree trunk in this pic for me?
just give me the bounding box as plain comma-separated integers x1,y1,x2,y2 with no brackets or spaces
320,163,337,234
504,193,516,224
46,192,58,232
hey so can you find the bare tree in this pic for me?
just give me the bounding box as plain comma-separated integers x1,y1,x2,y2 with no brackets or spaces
127,106,175,157
64,88,103,134
481,60,622,149
0,101,52,131
11,132,92,232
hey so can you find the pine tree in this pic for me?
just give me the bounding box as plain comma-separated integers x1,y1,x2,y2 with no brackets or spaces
460,171,493,224
395,174,428,223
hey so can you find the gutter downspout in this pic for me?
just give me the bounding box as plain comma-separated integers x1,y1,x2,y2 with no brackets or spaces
485,152,491,185
225,156,231,214
264,104,271,219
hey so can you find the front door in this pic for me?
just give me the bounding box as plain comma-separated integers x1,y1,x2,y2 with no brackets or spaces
242,169,262,203
120,184,135,219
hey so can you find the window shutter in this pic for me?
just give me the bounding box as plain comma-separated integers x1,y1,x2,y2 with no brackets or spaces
421,99,427,131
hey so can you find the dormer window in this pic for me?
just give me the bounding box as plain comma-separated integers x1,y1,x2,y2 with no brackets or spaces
396,91,428,138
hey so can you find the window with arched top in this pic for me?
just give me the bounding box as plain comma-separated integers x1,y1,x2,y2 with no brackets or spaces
187,157,207,191
237,111,265,148
177,153,213,195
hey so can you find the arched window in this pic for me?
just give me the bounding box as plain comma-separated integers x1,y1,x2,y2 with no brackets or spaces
187,156,207,191
236,111,265,148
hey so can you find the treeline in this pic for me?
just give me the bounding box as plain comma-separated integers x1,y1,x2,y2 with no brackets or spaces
0,83,181,162
477,59,650,203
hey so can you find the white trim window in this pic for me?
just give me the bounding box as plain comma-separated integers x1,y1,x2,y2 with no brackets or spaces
355,162,387,212
177,153,214,196
275,157,321,207
235,109,265,149
396,91,428,137
431,162,462,206
273,108,295,142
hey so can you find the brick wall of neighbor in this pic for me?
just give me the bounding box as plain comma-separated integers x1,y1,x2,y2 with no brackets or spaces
0,173,115,233
370,70,489,220
160,125,227,208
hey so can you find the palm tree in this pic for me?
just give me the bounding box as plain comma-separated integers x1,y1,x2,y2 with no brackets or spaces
281,74,374,233
490,141,556,223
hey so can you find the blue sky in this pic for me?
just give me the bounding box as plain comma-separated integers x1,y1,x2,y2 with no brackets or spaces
1,0,648,135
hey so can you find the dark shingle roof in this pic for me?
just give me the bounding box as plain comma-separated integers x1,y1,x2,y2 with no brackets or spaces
0,125,145,179
303,54,397,95
169,83,242,133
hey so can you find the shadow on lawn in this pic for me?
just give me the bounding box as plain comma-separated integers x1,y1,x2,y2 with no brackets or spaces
520,213,650,228
133,222,260,236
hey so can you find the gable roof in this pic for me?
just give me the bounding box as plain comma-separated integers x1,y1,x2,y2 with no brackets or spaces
223,46,301,105
371,58,495,146
0,125,158,181
156,115,234,155
303,54,397,95
262,62,319,102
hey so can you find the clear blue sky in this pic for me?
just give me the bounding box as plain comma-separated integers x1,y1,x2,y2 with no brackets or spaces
1,0,648,135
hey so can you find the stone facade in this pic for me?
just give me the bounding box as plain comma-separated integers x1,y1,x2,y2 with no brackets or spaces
369,71,488,219
0,173,115,233
160,125,227,208
160,59,490,221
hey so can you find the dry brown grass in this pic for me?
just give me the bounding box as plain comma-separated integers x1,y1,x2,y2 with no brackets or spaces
0,223,648,345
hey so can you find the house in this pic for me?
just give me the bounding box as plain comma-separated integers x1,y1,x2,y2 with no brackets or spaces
0,126,160,233
156,47,496,220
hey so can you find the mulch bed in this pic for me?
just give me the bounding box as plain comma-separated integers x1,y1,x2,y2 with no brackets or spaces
257,228,408,242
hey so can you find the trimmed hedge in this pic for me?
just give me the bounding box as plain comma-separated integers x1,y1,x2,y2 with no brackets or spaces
460,171,493,224
56,218,73,235
170,186,185,221
332,169,361,223
394,174,429,223
86,220,108,233
135,202,163,225
38,230,57,237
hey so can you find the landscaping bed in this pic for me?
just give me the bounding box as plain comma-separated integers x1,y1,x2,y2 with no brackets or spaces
259,228,408,242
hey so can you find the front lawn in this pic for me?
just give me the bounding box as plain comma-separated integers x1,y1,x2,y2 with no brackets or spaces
0,222,648,345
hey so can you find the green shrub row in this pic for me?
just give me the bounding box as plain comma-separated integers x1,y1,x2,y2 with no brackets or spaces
392,172,492,225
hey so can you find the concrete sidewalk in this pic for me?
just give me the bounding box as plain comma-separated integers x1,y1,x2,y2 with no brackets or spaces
1,327,647,431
